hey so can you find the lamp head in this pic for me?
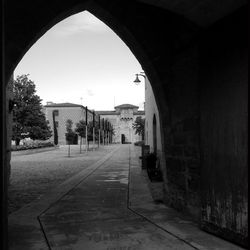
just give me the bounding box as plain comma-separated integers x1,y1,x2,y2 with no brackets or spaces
133,74,141,85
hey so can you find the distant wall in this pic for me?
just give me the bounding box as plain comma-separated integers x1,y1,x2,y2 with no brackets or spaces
99,112,145,143
45,107,85,144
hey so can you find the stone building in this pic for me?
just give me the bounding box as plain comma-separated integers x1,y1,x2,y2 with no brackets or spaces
44,102,95,145
44,102,144,145
96,104,145,144
144,76,162,157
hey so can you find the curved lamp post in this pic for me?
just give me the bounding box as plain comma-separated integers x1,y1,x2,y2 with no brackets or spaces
133,72,146,85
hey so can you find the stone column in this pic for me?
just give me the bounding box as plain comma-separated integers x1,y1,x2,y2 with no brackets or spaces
6,75,13,184
1,74,13,250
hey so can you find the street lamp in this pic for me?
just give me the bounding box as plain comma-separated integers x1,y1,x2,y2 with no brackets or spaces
133,72,146,110
133,72,147,157
133,72,146,85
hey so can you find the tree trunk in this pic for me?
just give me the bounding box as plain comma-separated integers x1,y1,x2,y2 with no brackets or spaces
68,144,70,157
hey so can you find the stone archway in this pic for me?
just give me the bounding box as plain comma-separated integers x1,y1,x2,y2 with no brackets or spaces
4,5,173,248
4,0,172,193
2,1,248,248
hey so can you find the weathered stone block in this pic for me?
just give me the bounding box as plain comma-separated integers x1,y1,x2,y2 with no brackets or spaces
188,174,200,191
187,159,200,176
183,117,199,132
168,173,186,190
173,133,187,145
166,157,185,172
183,146,199,158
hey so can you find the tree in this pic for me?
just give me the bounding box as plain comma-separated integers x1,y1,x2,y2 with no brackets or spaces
87,121,99,141
65,119,76,144
52,110,58,145
75,119,86,153
11,74,52,145
75,120,86,138
109,124,115,143
132,116,145,140
65,119,76,157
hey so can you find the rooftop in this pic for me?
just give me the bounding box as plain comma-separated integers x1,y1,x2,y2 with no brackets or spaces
96,111,119,115
44,102,84,108
114,104,139,109
134,111,145,115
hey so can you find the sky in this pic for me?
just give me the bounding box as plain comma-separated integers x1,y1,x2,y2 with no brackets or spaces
14,11,145,111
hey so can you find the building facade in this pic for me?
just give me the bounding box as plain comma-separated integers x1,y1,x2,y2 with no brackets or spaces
144,76,162,157
44,102,144,145
44,102,94,145
96,104,145,144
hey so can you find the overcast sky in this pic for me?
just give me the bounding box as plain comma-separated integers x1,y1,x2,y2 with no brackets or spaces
14,11,145,111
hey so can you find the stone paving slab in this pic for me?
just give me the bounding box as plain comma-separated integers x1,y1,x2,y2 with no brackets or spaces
9,144,245,250
129,146,245,250
8,145,120,250
39,145,194,250
9,144,116,214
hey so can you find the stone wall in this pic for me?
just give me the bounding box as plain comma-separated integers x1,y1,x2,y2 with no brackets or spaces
6,76,14,183
162,44,200,218
44,105,95,145
45,106,84,145
144,76,164,176
98,110,145,144
199,8,248,246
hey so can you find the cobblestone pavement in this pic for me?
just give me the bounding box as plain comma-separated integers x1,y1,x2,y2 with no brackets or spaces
8,144,117,214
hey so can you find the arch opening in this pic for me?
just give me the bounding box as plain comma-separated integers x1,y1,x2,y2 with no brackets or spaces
8,9,166,215
4,2,248,249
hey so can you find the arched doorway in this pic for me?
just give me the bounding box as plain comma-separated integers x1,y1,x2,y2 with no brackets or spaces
121,134,125,144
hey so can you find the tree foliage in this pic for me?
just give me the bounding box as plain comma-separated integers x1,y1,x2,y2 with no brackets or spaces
11,74,52,145
65,119,76,144
65,119,74,133
132,116,145,140
75,120,98,141
88,120,99,141
52,110,58,145
75,120,87,138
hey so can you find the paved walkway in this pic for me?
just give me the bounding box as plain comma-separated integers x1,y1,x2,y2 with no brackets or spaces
9,145,244,250
9,144,117,214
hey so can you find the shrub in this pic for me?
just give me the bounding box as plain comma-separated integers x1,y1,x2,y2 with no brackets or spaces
145,153,163,182
134,141,145,146
11,141,54,151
